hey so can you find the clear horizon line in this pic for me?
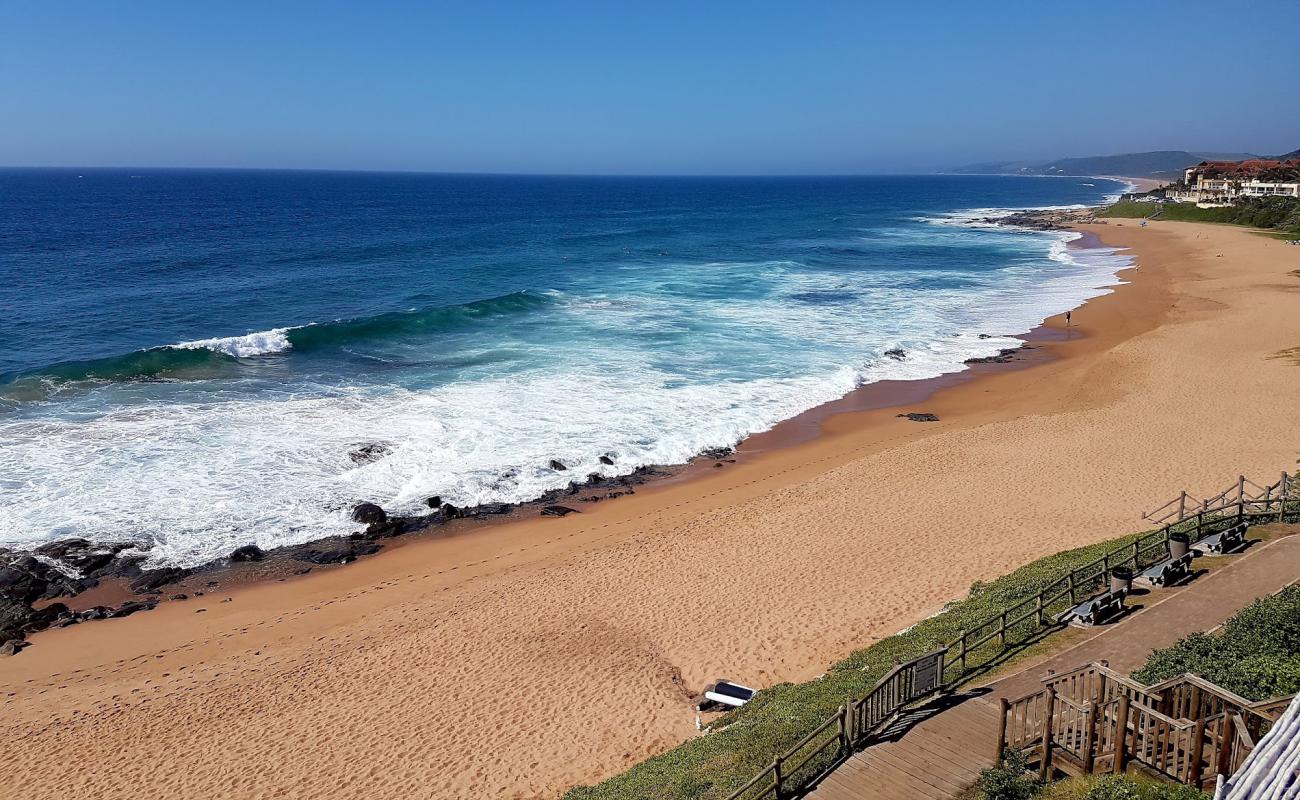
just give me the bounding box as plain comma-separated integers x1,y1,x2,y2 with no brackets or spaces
0,165,1137,180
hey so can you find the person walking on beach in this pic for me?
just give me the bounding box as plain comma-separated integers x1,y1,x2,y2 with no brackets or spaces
1065,310,1072,327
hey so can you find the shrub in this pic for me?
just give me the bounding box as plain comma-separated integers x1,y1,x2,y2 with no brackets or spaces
1132,585,1300,699
977,750,1041,800
1034,774,1210,800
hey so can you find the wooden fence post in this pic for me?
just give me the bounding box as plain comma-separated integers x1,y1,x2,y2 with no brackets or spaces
1082,702,1099,774
999,611,1007,647
1215,713,1236,778
1178,490,1188,521
1188,717,1207,787
1036,593,1045,626
839,703,850,756
772,757,784,800
1067,572,1077,605
1113,695,1131,775
1039,688,1057,781
996,698,1009,764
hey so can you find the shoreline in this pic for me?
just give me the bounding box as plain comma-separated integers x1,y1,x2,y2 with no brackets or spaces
2,221,1130,629
5,217,1300,799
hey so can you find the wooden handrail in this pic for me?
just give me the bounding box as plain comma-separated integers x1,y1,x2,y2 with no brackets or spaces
724,476,1296,800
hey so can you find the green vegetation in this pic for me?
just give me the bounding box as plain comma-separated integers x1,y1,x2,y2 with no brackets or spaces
976,752,1041,800
1131,585,1300,700
1100,197,1300,236
1040,775,1209,800
970,762,1209,800
568,494,1298,800
564,530,1158,800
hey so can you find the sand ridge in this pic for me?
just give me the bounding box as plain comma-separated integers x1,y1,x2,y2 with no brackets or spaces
3,221,1299,799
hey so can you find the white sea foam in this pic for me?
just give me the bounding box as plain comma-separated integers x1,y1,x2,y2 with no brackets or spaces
173,327,296,357
0,219,1135,567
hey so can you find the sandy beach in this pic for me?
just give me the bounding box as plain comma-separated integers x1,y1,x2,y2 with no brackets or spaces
3,219,1299,799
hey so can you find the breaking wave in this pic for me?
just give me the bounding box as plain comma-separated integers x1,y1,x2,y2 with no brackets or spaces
1,291,557,391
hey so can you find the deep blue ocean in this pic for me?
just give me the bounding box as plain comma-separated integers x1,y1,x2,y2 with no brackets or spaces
0,170,1131,565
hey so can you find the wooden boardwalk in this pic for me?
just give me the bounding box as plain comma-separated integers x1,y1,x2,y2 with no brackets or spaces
808,528,1300,800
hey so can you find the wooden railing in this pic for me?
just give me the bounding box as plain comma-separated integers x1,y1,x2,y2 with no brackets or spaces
727,648,947,800
997,662,1294,789
724,473,1298,800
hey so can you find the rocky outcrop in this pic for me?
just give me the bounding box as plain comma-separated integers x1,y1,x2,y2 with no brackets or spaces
289,538,382,565
351,502,388,525
229,544,266,563
897,412,940,422
131,567,191,595
348,443,392,464
541,506,578,517
965,346,1030,365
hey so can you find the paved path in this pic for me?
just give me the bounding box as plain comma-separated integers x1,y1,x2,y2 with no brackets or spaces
808,528,1300,800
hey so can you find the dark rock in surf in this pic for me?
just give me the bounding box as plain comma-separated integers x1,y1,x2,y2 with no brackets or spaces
349,443,392,464
896,412,940,422
78,606,111,621
111,599,157,618
700,447,733,460
291,538,381,565
229,544,266,563
130,567,190,594
541,505,579,517
0,554,81,602
964,347,1022,365
885,348,906,360
549,459,568,471
351,502,387,525
440,503,462,520
424,496,442,509
362,519,405,539
474,504,513,516
599,455,615,466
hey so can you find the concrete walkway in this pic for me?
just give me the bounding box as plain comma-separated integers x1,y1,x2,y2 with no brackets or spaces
808,527,1300,800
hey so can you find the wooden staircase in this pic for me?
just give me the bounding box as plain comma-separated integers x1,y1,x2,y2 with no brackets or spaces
813,694,1001,799
998,662,1294,790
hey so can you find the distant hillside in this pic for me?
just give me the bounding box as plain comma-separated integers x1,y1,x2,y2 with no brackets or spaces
951,150,1262,180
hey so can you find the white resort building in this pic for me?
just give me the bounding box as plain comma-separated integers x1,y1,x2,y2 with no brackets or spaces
1169,159,1300,207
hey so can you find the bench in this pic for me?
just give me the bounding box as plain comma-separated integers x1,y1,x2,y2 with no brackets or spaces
699,679,757,710
1138,552,1194,587
1193,521,1248,555
1064,589,1127,627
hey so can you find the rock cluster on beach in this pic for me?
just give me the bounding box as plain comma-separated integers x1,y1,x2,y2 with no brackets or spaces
0,539,170,654
0,456,685,655
983,208,1102,231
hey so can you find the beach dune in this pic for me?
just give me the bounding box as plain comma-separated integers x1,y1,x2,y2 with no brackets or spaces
2,221,1299,799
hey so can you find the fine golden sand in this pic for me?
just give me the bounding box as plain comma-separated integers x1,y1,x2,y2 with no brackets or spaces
3,220,1299,799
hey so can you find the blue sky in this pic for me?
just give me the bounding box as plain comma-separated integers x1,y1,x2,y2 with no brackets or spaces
2,1,1298,174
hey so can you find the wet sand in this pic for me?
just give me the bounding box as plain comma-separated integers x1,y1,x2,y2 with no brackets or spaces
3,219,1299,799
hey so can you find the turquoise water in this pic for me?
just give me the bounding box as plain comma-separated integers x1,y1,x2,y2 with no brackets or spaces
0,171,1131,564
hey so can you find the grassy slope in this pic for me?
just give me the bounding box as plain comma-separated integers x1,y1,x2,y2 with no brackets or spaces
565,532,1153,800
567,495,1298,800
1099,199,1300,235
1100,201,1239,223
